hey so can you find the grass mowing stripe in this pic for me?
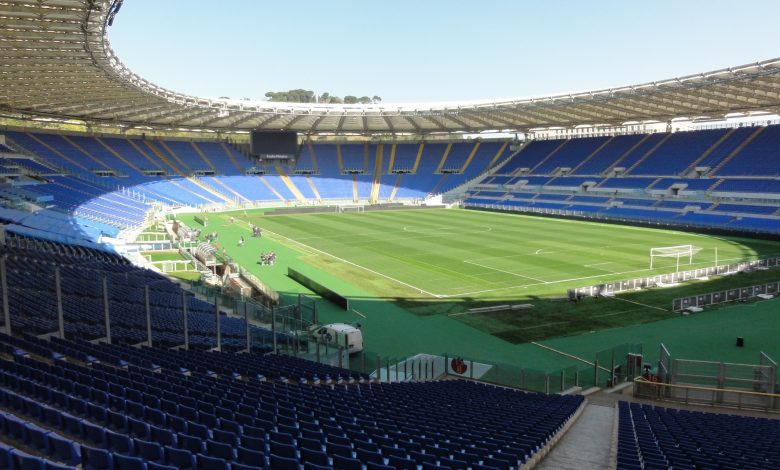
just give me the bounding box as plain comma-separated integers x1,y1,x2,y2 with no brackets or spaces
255,221,444,298
256,208,779,300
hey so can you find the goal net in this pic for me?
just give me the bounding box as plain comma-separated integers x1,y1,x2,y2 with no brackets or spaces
649,244,701,270
337,204,365,213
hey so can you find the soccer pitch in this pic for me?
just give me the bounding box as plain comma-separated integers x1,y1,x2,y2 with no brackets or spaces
244,208,779,301
175,207,780,360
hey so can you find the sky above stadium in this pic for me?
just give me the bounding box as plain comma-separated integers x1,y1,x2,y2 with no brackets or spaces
110,0,780,103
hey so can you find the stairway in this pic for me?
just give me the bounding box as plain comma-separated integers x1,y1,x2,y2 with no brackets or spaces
680,128,736,175
569,137,614,174
369,144,383,204
273,164,306,202
623,133,673,174
602,134,652,175
709,127,766,176
459,142,482,173
530,139,569,174
434,143,454,173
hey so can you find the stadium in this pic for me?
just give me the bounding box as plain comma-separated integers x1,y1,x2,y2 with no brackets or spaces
1,1,780,469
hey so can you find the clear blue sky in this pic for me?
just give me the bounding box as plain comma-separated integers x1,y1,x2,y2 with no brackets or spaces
109,0,780,103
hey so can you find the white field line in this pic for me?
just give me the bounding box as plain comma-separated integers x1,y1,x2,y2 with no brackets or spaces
532,341,612,372
440,266,656,298
464,243,637,264
584,262,613,267
247,223,445,299
351,309,367,318
606,296,668,312
511,309,642,330
232,216,775,300
443,253,766,298
404,256,500,288
402,225,493,234
232,219,319,256
293,224,493,242
463,259,546,283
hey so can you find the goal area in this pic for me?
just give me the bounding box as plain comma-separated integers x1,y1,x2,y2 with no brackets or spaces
649,244,702,270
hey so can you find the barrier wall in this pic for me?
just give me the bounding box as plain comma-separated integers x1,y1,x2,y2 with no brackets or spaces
673,280,780,311
574,257,780,299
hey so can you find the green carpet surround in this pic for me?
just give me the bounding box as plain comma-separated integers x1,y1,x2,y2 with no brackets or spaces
177,208,780,372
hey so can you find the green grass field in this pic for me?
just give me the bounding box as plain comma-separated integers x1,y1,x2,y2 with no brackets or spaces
174,207,780,371
246,208,780,302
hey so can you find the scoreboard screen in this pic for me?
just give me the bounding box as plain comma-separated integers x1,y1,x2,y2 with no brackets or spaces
249,131,299,159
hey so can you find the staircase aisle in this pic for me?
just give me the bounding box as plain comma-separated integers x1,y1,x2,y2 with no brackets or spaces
537,402,615,470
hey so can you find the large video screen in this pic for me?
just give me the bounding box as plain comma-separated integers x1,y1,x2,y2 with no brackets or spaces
249,131,298,158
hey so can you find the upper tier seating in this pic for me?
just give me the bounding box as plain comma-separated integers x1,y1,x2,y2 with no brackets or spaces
629,129,727,176
5,127,780,239
572,134,646,175
715,125,780,176
533,137,610,174
467,126,780,233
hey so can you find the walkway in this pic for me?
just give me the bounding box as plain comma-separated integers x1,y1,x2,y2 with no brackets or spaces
537,401,615,470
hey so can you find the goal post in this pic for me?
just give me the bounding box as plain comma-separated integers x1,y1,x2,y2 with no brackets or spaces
336,204,365,213
649,245,701,270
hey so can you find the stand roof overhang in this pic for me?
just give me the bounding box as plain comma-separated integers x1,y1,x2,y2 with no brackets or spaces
2,0,780,135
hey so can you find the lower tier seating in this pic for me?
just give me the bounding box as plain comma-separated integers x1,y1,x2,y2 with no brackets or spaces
617,401,780,470
0,334,584,470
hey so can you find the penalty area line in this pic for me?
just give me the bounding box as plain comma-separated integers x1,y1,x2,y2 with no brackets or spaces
463,260,546,283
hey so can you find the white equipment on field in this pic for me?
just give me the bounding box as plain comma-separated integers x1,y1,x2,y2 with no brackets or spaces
309,323,364,354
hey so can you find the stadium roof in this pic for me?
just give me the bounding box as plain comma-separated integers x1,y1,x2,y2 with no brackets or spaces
2,0,780,135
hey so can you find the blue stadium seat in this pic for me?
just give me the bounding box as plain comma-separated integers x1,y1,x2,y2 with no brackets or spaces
147,463,179,470
196,454,229,470
47,434,80,466
331,454,361,470
10,449,46,470
133,439,163,463
44,462,75,470
113,453,145,470
206,440,234,461
235,447,264,468
300,448,328,466
268,454,298,470
0,443,12,470
80,445,113,470
165,446,195,469
106,429,132,455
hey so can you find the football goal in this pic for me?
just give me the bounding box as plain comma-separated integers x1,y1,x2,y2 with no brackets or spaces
337,204,365,213
649,245,701,270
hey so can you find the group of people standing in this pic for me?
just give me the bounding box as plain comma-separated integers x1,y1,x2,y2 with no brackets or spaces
204,218,276,266
259,251,277,265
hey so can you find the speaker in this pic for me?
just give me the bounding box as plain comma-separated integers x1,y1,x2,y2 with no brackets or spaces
736,337,744,347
